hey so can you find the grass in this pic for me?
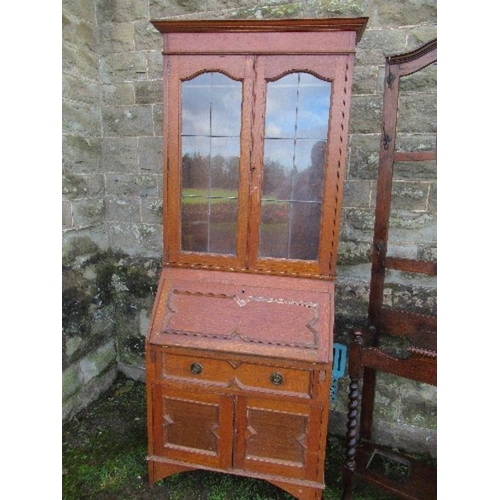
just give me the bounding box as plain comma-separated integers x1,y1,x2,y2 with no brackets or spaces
181,188,238,204
63,375,426,499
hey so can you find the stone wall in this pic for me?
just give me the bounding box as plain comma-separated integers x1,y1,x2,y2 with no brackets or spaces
62,0,437,455
62,0,116,420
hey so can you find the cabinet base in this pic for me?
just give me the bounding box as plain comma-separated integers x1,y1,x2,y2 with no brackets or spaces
147,455,325,500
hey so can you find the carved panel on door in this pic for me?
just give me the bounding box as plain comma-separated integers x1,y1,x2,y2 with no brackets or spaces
153,383,233,469
235,396,319,480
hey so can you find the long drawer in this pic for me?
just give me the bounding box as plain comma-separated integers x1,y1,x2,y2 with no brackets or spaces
158,350,313,398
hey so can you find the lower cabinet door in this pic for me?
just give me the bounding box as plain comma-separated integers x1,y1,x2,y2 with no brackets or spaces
152,382,234,470
233,395,323,481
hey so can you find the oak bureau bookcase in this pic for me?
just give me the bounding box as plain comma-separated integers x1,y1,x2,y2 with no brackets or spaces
146,18,368,500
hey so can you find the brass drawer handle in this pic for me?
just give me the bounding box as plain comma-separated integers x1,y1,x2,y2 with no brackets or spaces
190,362,203,375
270,372,284,385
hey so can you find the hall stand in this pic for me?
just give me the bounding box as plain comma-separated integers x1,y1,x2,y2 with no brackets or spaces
341,39,437,500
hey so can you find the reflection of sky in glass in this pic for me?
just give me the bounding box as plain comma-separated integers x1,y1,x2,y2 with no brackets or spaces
180,72,242,255
182,72,242,140
265,73,330,140
260,73,329,261
263,73,330,172
264,138,321,173
182,136,240,159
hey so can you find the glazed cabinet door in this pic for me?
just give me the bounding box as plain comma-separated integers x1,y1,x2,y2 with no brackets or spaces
246,54,353,277
163,50,354,279
164,55,254,270
234,395,324,481
151,382,234,469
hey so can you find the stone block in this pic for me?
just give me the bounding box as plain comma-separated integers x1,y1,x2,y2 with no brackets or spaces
117,362,146,382
304,0,364,17
399,380,437,429
135,80,163,104
393,160,437,181
342,180,372,209
349,94,383,134
391,284,437,316
373,420,437,457
231,2,304,19
400,62,437,93
62,42,100,81
63,135,101,174
72,198,106,227
62,12,98,52
63,201,73,229
153,103,164,136
105,173,158,197
102,105,154,137
363,0,436,29
96,0,147,24
397,93,436,134
138,136,162,172
342,208,376,241
139,309,151,337
348,134,380,180
101,82,136,106
101,137,139,172
100,52,148,83
337,241,372,266
63,100,102,137
206,0,259,13
79,339,116,384
385,244,419,260
149,0,208,18
62,364,81,401
62,0,96,22
352,64,379,95
99,23,135,53
141,198,163,224
62,73,100,105
428,183,437,212
105,196,142,222
419,245,436,262
65,335,84,359
147,50,163,80
134,20,163,51
334,276,370,318
108,222,162,257
407,25,438,50
391,181,430,211
387,211,436,245
354,28,408,67
63,173,105,200
62,369,117,422
62,226,111,258
396,134,437,154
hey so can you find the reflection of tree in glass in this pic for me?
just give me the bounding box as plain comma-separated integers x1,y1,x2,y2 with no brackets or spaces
262,159,288,196
266,140,326,260
182,153,239,191
181,151,240,255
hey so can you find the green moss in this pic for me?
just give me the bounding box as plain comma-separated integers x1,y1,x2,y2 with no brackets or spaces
62,285,93,337
62,237,101,267
124,335,146,356
63,376,431,499
62,241,160,367
307,0,364,17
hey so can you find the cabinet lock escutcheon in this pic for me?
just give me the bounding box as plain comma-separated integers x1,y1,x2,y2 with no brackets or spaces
270,372,284,385
190,362,203,375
